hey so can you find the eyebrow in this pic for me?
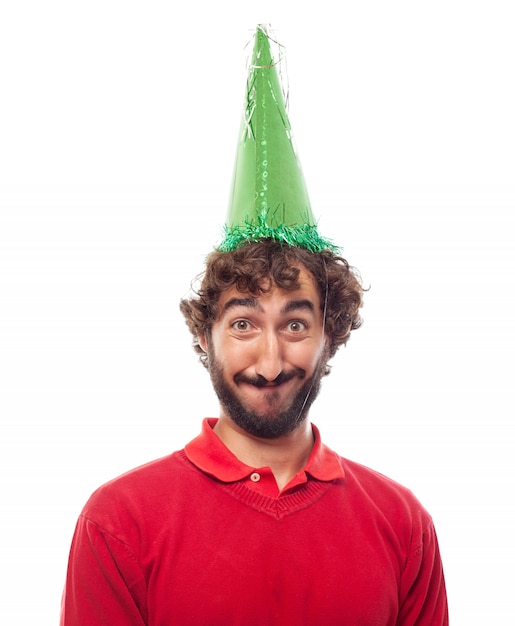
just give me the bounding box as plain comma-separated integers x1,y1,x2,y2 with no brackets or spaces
222,297,315,315
281,299,315,315
223,297,264,313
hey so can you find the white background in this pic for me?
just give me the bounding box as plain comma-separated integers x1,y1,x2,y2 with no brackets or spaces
1,1,514,624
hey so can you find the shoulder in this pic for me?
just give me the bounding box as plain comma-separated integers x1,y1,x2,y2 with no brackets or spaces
337,455,433,530
340,456,418,495
80,450,195,526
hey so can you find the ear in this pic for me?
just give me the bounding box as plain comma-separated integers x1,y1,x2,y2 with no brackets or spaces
198,334,208,353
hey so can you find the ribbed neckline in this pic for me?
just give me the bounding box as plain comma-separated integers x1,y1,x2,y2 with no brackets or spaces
176,449,341,520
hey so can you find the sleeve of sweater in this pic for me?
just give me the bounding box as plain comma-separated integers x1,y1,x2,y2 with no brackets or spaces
397,519,449,625
60,515,148,626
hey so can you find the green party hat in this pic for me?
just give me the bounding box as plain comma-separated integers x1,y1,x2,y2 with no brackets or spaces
218,24,337,253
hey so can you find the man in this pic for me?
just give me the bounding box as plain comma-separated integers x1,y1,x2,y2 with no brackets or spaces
60,25,448,625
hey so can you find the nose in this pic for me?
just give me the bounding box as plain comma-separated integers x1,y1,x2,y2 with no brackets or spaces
255,331,284,382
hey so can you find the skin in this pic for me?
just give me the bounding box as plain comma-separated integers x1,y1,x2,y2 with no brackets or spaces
198,265,328,490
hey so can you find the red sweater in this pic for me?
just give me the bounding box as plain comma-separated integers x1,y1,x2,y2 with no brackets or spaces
61,419,448,625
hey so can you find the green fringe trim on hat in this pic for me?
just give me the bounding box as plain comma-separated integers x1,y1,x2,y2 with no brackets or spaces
217,211,340,254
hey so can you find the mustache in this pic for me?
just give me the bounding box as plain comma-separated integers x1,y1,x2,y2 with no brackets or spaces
234,368,305,388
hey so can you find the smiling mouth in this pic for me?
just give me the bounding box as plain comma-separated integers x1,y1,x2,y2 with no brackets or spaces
235,369,305,389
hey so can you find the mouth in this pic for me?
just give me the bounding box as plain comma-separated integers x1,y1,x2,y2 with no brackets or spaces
234,370,307,411
235,369,305,389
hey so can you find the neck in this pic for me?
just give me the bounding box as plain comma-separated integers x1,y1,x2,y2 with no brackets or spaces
213,414,315,491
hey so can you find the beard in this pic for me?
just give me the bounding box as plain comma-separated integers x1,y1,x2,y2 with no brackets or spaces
207,352,328,439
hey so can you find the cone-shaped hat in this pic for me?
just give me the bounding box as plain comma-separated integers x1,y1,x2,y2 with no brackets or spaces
218,24,336,253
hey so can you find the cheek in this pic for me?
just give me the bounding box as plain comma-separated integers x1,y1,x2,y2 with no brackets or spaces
211,337,255,371
288,340,326,370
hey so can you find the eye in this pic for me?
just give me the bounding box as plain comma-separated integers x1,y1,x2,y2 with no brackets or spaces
232,319,252,332
286,320,307,333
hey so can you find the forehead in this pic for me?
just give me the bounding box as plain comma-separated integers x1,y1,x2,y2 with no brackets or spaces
217,265,321,313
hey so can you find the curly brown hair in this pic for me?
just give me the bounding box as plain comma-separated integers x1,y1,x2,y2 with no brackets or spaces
179,240,364,368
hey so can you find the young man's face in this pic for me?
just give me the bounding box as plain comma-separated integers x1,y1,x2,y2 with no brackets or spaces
199,265,329,439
